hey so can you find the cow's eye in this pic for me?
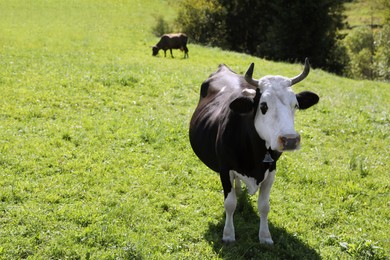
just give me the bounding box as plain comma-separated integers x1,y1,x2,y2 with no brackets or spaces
260,102,268,114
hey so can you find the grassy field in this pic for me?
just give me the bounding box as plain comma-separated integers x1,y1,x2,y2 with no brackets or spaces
344,0,386,29
0,0,389,259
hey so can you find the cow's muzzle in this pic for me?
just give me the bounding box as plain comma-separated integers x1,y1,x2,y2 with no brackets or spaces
278,134,301,151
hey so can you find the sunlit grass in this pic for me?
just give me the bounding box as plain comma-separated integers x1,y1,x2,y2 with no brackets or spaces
344,0,385,28
0,0,389,259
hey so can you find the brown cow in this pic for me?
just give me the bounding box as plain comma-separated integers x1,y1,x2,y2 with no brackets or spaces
152,33,189,58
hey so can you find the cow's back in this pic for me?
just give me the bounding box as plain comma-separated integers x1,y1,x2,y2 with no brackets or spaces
159,33,187,49
189,65,257,172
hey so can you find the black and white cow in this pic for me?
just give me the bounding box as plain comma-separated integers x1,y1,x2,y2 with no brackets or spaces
189,59,319,244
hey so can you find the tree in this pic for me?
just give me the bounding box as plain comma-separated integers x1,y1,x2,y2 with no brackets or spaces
261,0,346,70
176,0,347,73
374,24,390,81
175,0,227,47
343,25,390,80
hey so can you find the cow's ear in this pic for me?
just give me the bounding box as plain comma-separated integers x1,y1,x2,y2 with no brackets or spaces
296,91,319,110
230,96,254,114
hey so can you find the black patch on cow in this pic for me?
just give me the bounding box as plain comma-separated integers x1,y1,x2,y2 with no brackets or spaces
229,88,262,115
260,102,268,115
253,88,261,110
296,91,319,110
229,96,254,114
200,81,209,98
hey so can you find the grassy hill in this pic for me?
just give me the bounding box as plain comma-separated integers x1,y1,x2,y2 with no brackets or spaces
0,0,389,259
344,0,386,29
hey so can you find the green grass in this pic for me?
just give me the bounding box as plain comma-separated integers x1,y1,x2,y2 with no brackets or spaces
345,0,385,28
0,0,389,259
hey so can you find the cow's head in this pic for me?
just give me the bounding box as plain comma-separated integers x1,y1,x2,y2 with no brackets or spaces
230,59,319,152
152,46,159,56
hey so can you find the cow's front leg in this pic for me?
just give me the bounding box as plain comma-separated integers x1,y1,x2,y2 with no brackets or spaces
258,169,275,245
170,49,174,58
221,170,237,243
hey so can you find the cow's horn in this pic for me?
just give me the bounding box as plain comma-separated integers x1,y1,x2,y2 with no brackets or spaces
291,58,310,85
245,63,259,87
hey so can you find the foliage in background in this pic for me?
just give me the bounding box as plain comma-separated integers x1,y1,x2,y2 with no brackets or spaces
344,26,375,79
340,0,390,81
341,24,390,80
152,16,173,37
176,0,390,81
175,0,226,47
176,0,347,73
374,24,390,80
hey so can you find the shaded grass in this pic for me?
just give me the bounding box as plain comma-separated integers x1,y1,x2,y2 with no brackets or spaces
0,0,389,259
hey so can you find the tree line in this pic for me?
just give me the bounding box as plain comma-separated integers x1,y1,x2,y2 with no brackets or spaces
153,0,389,81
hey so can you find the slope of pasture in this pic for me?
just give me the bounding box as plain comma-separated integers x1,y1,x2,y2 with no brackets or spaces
344,0,385,29
0,0,389,259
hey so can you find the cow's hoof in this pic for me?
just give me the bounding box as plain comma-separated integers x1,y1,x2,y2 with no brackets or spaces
222,237,236,244
259,237,274,245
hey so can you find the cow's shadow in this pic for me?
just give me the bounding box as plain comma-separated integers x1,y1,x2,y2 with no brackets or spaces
204,191,321,259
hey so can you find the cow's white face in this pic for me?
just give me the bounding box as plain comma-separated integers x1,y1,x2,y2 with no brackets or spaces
254,76,300,151
230,59,319,152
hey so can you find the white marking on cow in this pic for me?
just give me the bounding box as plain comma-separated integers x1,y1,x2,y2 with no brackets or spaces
222,171,237,242
232,170,269,195
222,170,272,243
258,169,275,244
241,88,256,97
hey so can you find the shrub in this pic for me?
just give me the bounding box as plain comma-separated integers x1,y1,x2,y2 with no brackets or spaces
374,24,390,81
326,36,350,76
343,24,390,80
152,16,172,37
175,0,226,47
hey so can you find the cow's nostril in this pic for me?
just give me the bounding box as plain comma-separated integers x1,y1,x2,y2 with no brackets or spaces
279,134,300,150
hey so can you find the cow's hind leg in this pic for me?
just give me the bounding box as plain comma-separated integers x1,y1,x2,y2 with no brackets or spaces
221,170,237,243
258,170,275,245
183,46,189,58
